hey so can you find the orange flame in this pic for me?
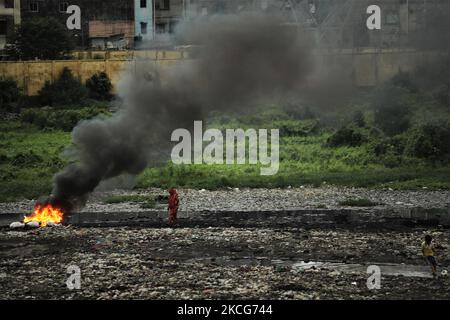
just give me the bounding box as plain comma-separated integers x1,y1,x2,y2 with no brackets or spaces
23,204,64,227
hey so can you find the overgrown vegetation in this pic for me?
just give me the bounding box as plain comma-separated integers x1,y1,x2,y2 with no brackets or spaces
6,17,74,61
20,106,110,131
339,198,381,207
405,121,450,163
36,68,113,108
2,58,450,202
86,72,113,101
0,121,70,202
0,78,20,112
38,68,88,107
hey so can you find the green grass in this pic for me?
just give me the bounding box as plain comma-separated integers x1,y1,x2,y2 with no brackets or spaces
0,121,71,202
136,164,450,190
339,198,381,207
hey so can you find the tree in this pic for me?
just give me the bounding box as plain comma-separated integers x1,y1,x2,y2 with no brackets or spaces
406,122,450,163
38,67,87,107
372,86,412,136
0,77,20,112
86,72,113,100
7,17,74,60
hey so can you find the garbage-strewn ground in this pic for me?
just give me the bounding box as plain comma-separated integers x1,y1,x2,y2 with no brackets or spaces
1,225,449,299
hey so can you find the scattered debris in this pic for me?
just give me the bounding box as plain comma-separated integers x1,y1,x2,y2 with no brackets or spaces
9,222,24,229
0,226,449,299
25,221,40,229
47,222,62,227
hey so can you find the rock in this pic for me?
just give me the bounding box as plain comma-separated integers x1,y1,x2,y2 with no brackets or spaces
328,270,341,277
9,221,25,229
26,221,40,228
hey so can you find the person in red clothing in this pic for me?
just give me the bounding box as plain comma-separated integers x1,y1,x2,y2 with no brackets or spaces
168,188,179,226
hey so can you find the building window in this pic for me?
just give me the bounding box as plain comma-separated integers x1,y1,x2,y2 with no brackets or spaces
155,23,166,34
0,20,7,36
141,22,147,35
169,21,177,33
5,0,15,8
155,0,170,11
385,11,399,25
29,1,39,12
59,1,69,12
140,0,147,8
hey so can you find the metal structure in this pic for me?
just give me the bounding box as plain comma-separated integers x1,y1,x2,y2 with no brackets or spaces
281,0,368,49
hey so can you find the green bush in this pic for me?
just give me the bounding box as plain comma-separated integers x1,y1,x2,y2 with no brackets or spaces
405,122,450,162
339,198,381,207
6,17,74,60
86,72,113,101
372,86,412,136
10,151,43,167
351,110,366,128
21,107,109,131
273,119,318,137
38,67,88,107
431,84,450,106
282,104,316,120
0,153,9,164
327,125,369,147
390,71,418,93
0,78,20,112
373,135,406,157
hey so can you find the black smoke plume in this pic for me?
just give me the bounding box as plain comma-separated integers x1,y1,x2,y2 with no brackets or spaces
49,13,315,212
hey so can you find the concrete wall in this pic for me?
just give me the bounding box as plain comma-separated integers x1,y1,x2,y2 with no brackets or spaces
333,49,450,87
1,49,449,96
0,50,184,95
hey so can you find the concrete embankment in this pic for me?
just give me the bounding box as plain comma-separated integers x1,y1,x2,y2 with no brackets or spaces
1,207,449,228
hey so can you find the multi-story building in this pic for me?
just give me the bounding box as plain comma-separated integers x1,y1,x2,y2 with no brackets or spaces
135,0,154,42
20,0,135,49
6,0,450,51
155,0,183,35
0,0,20,50
182,0,450,50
